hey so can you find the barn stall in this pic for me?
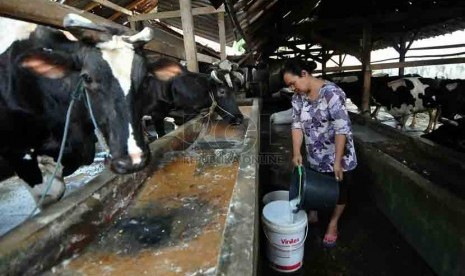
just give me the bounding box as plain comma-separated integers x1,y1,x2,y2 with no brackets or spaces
0,0,465,275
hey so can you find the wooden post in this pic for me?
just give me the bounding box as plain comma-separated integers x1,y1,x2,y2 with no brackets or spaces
179,0,198,72
361,23,372,116
399,36,406,76
218,12,226,60
321,49,327,77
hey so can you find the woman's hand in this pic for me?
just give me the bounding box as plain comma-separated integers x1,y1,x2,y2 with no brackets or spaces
333,161,343,182
292,154,303,167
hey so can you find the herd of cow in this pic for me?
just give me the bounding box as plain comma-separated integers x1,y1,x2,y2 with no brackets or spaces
270,71,465,153
0,14,244,207
329,73,465,152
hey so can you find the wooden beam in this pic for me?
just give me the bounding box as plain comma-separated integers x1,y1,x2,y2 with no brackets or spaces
313,57,465,73
84,2,100,11
308,30,361,59
91,0,133,16
224,0,248,44
0,0,126,30
129,5,225,21
0,0,219,63
108,0,149,21
179,0,198,72
218,12,226,60
410,43,465,51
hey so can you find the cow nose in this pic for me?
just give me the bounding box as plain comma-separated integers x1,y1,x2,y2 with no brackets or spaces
109,151,150,174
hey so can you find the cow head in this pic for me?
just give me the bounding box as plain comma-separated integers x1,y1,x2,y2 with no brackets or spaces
20,14,153,174
209,61,244,124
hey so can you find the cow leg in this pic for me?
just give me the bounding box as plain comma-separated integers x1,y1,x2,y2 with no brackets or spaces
142,115,158,141
399,115,409,131
433,107,441,131
154,119,166,138
29,155,66,207
371,105,381,120
424,109,435,133
6,150,42,186
410,113,417,128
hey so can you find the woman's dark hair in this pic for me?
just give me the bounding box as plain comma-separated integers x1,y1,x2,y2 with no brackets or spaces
280,59,317,78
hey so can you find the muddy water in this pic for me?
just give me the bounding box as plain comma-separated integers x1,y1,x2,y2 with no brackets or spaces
50,120,245,275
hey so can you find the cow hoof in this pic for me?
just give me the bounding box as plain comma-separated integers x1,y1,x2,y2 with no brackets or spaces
30,176,66,208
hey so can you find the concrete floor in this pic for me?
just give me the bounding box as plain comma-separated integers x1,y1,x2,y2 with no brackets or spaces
258,99,436,276
0,154,105,236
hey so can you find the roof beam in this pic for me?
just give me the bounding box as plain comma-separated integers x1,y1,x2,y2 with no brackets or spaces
313,57,465,73
108,0,152,21
91,0,133,16
0,0,218,63
129,5,225,21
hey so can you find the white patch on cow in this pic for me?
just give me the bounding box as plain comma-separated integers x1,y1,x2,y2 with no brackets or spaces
387,78,407,91
446,82,458,91
23,154,32,160
97,36,135,96
0,18,37,55
127,124,143,165
390,103,413,117
333,75,359,83
407,77,429,111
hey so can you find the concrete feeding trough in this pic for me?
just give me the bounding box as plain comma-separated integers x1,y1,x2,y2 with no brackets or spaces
0,99,260,275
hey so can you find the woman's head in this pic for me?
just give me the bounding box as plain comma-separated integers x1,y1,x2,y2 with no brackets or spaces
281,59,317,95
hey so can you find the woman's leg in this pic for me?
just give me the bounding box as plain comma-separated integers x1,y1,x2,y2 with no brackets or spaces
324,172,350,244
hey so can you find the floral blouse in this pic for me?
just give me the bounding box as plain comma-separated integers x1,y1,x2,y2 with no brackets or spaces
291,81,357,172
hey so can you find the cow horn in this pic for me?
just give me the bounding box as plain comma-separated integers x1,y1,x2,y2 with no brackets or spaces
63,14,106,32
124,27,154,43
232,71,244,86
210,70,223,84
224,73,233,88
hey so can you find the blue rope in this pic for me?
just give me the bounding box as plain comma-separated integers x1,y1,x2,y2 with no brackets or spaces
29,80,86,217
84,91,110,157
28,79,111,217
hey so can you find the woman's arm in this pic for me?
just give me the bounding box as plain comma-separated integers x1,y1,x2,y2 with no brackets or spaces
326,86,352,181
291,94,304,166
334,134,346,181
292,129,303,166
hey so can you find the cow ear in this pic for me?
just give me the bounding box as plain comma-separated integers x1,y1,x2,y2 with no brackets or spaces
20,49,77,79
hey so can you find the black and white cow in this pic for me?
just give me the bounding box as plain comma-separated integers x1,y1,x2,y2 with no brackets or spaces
137,58,244,138
0,14,154,205
370,77,439,132
435,79,465,120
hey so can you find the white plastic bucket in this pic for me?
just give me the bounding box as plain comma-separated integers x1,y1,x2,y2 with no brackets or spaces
262,190,289,205
262,200,308,273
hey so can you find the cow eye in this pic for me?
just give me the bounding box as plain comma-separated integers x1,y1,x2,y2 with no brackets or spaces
218,90,226,96
80,73,92,84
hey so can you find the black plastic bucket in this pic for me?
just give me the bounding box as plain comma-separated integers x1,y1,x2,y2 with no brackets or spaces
289,166,339,211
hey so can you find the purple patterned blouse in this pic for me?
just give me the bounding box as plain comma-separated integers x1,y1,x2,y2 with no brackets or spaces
291,81,357,172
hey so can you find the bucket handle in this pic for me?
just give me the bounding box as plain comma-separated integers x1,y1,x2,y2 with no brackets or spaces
263,225,308,257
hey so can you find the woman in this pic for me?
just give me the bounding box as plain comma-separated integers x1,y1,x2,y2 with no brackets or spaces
282,59,357,247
